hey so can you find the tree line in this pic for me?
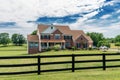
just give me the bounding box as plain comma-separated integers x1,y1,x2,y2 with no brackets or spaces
0,33,26,46
87,32,120,48
0,31,120,48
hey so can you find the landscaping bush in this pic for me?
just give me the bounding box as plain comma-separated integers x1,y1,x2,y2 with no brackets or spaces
88,47,92,50
46,47,52,51
53,45,61,51
71,46,77,51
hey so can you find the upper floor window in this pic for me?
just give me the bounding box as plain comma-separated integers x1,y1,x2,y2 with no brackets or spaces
64,35,72,40
41,35,50,39
55,34,60,39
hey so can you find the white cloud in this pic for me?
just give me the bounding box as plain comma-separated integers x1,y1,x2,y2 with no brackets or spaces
0,0,105,22
118,16,120,19
116,10,120,13
38,0,105,17
104,0,120,6
0,0,39,22
3,0,120,38
69,10,99,30
100,14,111,19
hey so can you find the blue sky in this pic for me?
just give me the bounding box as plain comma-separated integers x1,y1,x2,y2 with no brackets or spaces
0,0,120,38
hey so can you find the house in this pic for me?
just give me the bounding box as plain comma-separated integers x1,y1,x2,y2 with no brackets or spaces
27,24,93,54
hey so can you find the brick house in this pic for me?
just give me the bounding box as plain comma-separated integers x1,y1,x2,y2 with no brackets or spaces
27,24,93,54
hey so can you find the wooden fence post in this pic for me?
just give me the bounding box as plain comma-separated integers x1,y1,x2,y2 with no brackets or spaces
38,55,40,75
72,54,75,72
102,54,106,70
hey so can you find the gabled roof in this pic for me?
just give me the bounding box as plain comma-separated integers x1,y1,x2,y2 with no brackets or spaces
38,24,71,35
70,30,85,41
42,25,57,34
27,35,39,42
52,29,63,34
37,24,93,43
37,24,48,33
86,36,93,43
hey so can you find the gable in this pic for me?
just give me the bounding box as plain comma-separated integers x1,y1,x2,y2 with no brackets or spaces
75,35,88,43
52,29,63,34
42,25,56,34
38,24,71,34
37,24,48,33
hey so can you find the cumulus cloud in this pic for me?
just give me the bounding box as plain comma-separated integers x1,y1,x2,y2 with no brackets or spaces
38,0,105,17
0,0,120,38
100,14,111,19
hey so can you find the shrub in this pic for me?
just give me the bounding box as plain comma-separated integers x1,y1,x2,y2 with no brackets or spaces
88,47,92,50
71,46,77,51
53,45,61,51
46,47,51,51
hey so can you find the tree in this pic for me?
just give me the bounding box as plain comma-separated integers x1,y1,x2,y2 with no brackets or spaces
11,34,19,45
31,30,37,35
97,40,110,48
115,35,120,42
0,33,10,46
115,42,120,53
18,34,26,46
106,38,115,43
87,32,104,46
11,33,26,46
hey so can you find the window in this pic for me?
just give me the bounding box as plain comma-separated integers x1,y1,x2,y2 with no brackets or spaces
29,42,33,48
41,43,47,49
64,35,72,40
29,42,39,48
41,35,50,39
83,43,87,48
65,42,71,47
51,26,53,29
55,34,60,39
35,42,38,47
76,43,81,48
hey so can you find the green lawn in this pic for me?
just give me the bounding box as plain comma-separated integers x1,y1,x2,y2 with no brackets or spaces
110,43,118,49
0,45,120,80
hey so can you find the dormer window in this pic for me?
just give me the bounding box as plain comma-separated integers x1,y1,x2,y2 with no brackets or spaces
51,26,53,29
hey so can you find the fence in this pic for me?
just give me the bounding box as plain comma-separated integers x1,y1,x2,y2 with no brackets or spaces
0,53,120,75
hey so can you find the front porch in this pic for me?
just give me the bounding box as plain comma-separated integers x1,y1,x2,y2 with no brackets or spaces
41,42,65,50
40,39,65,50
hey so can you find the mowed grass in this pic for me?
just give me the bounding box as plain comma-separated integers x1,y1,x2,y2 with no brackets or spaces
0,44,27,56
110,43,118,49
0,44,120,80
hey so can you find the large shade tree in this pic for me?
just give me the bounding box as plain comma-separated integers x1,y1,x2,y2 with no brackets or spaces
115,35,120,42
87,32,104,46
11,33,26,46
0,33,10,46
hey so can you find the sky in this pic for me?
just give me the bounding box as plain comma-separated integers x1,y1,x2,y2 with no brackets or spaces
0,0,120,38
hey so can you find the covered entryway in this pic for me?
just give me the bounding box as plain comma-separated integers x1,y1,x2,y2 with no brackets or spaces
41,40,65,49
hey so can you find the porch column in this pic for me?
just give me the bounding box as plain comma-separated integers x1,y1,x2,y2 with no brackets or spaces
47,42,49,48
39,42,41,51
61,42,62,49
64,42,65,49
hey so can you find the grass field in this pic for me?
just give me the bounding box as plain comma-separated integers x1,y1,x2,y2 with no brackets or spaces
0,44,120,80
